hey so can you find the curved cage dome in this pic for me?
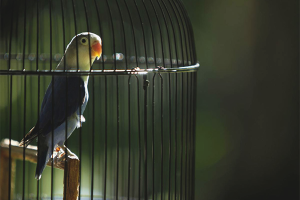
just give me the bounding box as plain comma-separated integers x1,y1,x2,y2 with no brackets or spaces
0,0,197,73
0,0,198,200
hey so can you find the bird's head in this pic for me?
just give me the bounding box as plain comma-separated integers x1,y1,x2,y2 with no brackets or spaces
57,32,102,71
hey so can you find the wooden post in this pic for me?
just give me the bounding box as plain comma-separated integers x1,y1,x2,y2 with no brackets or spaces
63,156,80,200
0,139,80,200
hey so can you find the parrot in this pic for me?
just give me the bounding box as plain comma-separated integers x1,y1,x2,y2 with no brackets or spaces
19,32,102,180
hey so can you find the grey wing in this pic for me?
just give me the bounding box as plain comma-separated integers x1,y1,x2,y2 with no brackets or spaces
39,76,86,136
20,76,86,145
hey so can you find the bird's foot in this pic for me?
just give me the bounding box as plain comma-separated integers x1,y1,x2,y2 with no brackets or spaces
50,145,66,165
61,145,78,159
50,145,78,166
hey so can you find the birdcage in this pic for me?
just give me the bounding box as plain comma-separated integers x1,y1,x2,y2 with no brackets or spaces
0,0,198,199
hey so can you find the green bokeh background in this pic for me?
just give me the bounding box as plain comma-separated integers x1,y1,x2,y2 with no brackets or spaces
0,0,299,199
183,0,298,199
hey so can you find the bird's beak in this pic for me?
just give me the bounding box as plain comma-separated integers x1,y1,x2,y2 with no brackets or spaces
91,41,102,59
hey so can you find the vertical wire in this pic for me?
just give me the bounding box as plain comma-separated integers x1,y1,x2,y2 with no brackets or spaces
190,21,197,64
123,0,138,66
92,6,105,187
122,0,139,198
115,0,128,70
8,7,14,196
22,0,27,71
116,72,120,200
105,0,116,70
187,73,192,199
70,0,79,72
168,74,172,200
36,0,40,198
8,1,14,70
49,0,52,72
131,0,150,198
8,76,12,200
186,18,194,65
159,74,164,200
133,0,149,69
127,76,131,200
167,0,183,66
171,2,190,197
60,0,67,199
151,73,157,200
141,1,158,198
22,0,27,199
191,73,194,199
93,0,105,71
136,75,141,200
27,3,33,197
113,1,130,194
158,1,181,199
190,73,195,197
191,72,197,200
0,0,2,52
184,73,189,200
149,0,165,68
180,73,184,200
122,0,140,199
13,1,20,195
81,1,94,199
49,0,54,199
104,1,119,198
70,0,81,199
166,1,185,197
69,2,82,200
143,75,148,200
174,72,178,200
115,0,129,197
22,77,27,200
142,0,157,68
156,0,173,69
36,0,39,72
179,3,196,64
82,0,91,71
91,65,95,200
82,3,94,200
176,0,192,64
173,0,188,66
185,17,197,64
189,73,194,199
104,75,107,200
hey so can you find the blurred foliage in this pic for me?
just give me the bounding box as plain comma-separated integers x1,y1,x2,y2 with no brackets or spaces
183,0,299,199
0,0,299,199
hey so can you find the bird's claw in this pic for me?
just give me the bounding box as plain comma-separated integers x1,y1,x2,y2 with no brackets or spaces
62,145,78,159
50,145,78,165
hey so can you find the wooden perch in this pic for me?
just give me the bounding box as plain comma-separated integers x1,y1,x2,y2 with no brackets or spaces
0,139,80,200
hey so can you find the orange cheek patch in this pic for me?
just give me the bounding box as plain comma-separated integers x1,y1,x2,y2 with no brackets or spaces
91,42,102,58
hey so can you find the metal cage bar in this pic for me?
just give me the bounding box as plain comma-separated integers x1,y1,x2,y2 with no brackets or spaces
0,0,198,199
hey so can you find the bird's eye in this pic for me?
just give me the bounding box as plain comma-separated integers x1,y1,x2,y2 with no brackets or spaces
80,37,88,45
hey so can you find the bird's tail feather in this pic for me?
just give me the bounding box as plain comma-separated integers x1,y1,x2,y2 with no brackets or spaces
35,145,51,180
19,126,38,147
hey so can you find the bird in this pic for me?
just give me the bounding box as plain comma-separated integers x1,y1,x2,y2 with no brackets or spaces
19,32,102,180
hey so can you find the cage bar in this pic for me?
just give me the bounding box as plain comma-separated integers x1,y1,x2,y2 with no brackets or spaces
0,0,198,199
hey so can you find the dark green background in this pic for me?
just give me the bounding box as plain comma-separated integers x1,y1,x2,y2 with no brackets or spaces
183,0,299,199
0,0,298,199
